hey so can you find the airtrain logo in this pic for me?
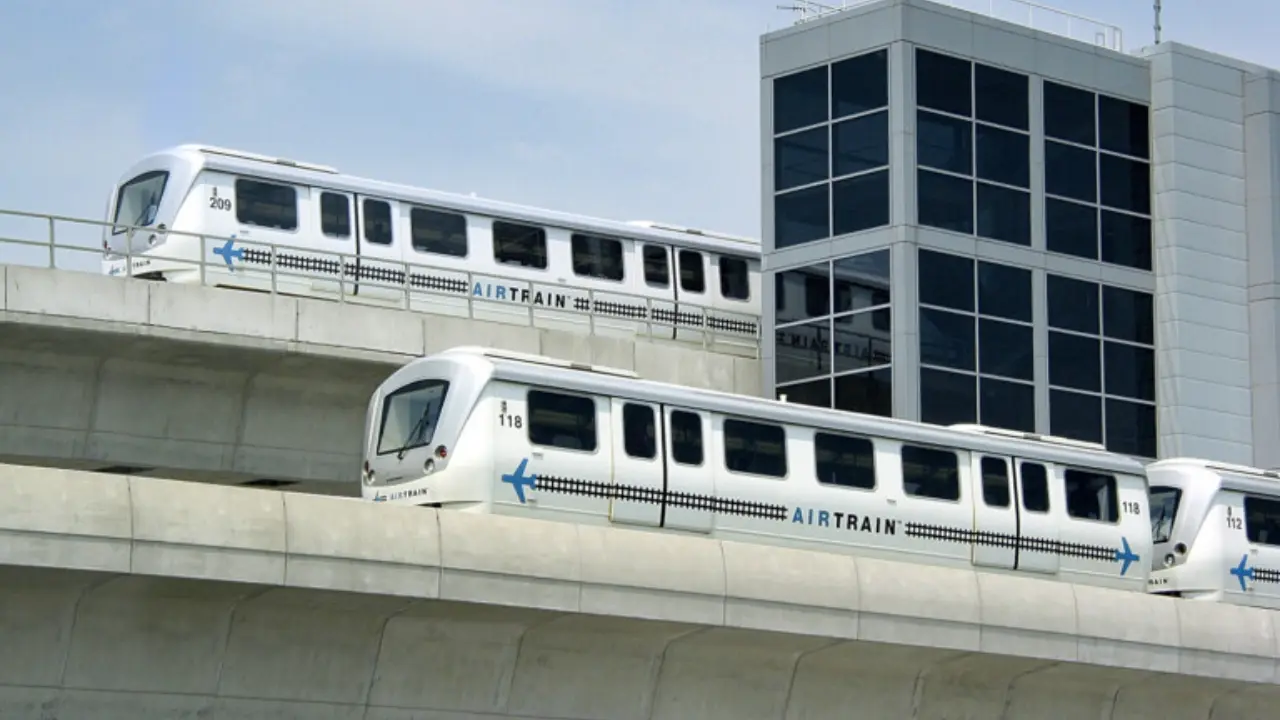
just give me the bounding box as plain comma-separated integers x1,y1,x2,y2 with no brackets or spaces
473,282,572,309
496,458,1141,575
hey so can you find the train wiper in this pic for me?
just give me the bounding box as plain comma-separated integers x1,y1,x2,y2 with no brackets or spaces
396,405,434,461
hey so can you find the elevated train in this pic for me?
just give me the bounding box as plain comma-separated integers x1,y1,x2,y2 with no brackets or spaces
360,346,1280,609
99,144,762,343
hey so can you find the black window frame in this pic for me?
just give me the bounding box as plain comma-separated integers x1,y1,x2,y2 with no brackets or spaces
1063,468,1119,523
362,198,393,246
719,255,751,301
409,206,468,257
1019,462,1050,513
622,403,656,460
814,431,876,490
493,219,548,270
526,389,597,452
669,410,703,466
643,244,670,287
901,444,960,501
319,191,350,239
570,232,625,282
234,177,298,231
722,418,788,478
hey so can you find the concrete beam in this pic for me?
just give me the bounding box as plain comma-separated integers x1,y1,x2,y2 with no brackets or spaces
0,265,763,489
0,465,1277,719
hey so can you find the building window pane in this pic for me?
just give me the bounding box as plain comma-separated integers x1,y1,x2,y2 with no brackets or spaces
833,111,889,176
775,184,830,249
1044,81,1096,146
1100,210,1153,271
976,183,1030,246
979,318,1033,381
980,378,1035,432
774,319,829,384
775,127,828,192
1104,341,1156,401
916,49,972,117
1050,389,1102,444
832,49,888,119
834,308,891,373
833,170,889,236
1102,285,1155,345
920,308,975,371
834,250,890,312
920,368,977,426
917,111,972,175
777,377,831,408
975,64,1028,131
835,367,892,417
774,65,827,134
977,261,1031,323
918,170,974,234
1047,274,1100,334
1105,398,1157,458
1049,331,1101,392
1045,140,1097,203
918,249,974,311
775,264,830,325
1099,154,1151,215
1045,198,1098,260
975,124,1029,188
1098,95,1150,160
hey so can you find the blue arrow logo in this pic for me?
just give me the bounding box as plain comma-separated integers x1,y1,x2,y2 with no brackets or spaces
1231,554,1254,591
213,237,243,269
1114,536,1139,576
502,458,537,503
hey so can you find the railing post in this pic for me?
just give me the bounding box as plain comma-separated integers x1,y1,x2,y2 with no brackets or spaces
271,245,279,295
200,235,207,285
46,216,55,268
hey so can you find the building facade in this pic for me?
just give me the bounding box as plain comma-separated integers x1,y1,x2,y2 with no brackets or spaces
760,0,1280,466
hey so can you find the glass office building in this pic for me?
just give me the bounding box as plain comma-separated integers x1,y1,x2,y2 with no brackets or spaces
761,0,1280,466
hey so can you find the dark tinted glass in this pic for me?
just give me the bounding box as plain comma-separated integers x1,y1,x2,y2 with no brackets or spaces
775,127,828,191
980,378,1035,432
1046,198,1098,260
1105,398,1157,457
974,63,1029,130
1044,81,1096,146
1101,211,1153,271
833,250,890,312
774,319,829,384
1099,153,1151,215
815,432,877,489
918,249,974,311
774,65,827,134
918,170,974,234
920,368,977,425
834,367,892,416
777,377,830,408
1102,285,1155,344
1020,462,1050,512
918,111,972,175
1050,389,1102,444
1049,331,1101,392
1045,140,1097,203
916,49,972,116
1104,341,1156,401
775,264,829,325
920,308,975,371
1047,274,1099,333
977,261,1031,322
832,49,889,118
1098,95,1150,159
979,318,1033,381
975,124,1029,187
833,111,889,176
976,183,1030,246
834,308,892,373
833,170,890,236
775,184,829,248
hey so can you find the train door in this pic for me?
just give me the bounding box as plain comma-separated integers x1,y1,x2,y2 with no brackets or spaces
1237,493,1280,608
640,243,677,340
310,189,356,297
661,406,713,533
1014,459,1060,575
352,196,407,305
608,398,663,527
969,454,1018,570
674,249,708,344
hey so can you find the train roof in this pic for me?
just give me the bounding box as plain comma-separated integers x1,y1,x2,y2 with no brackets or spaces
135,144,762,258
399,347,1149,475
1148,456,1280,497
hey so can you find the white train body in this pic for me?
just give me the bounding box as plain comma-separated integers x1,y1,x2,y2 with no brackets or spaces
363,346,1153,592
1145,458,1280,607
100,145,761,344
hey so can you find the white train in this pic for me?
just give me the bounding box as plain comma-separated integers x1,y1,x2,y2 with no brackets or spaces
99,144,762,343
362,345,1155,595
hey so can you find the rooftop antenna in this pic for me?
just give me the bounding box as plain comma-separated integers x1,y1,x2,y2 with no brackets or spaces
1153,0,1162,43
777,0,845,24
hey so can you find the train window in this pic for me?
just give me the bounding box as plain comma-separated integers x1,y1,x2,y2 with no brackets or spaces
375,379,449,456
363,199,393,245
724,419,787,477
981,457,1010,507
411,207,468,257
1150,486,1181,544
901,445,960,501
319,192,350,238
719,256,750,301
622,403,656,459
644,245,670,287
1064,469,1118,522
1020,462,1049,512
234,178,297,231
679,250,705,293
494,220,548,269
814,432,875,489
1245,495,1280,546
527,389,596,451
670,410,703,465
571,233,625,281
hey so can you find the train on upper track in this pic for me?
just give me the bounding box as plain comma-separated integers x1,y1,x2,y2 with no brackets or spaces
98,144,762,344
360,345,1280,610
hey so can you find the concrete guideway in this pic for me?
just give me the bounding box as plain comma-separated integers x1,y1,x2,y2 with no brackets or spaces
0,265,761,491
2,465,1279,719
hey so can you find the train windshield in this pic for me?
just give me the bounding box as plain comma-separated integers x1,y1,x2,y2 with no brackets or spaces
1150,485,1182,544
112,170,169,235
376,379,450,456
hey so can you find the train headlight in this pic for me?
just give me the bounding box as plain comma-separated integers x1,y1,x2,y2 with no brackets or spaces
1163,553,1177,568
424,458,435,475
362,461,375,486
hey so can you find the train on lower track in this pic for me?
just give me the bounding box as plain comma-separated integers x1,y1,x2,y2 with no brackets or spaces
98,144,762,343
361,345,1280,610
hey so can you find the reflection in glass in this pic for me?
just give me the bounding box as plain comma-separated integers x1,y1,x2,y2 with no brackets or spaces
835,367,892,417
774,264,830,325
833,250,890,313
777,377,831,408
774,319,830,385
833,309,892,374
919,308,975,371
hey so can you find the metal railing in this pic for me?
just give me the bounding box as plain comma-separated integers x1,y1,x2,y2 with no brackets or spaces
785,0,1124,52
0,208,762,358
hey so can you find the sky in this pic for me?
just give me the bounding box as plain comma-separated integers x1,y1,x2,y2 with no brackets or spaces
0,0,1277,272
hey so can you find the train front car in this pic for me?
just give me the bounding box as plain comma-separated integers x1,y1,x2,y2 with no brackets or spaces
1146,457,1280,608
101,147,204,281
361,348,497,508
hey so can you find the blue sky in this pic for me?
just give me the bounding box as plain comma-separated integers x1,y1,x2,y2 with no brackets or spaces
0,0,1277,271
